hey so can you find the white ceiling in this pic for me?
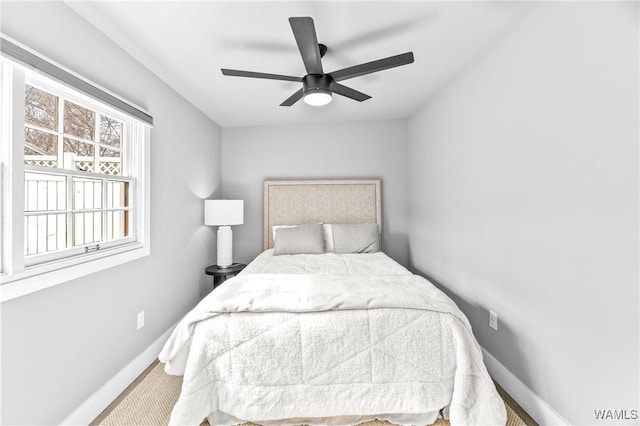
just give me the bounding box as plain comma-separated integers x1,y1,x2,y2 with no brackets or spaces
67,1,528,128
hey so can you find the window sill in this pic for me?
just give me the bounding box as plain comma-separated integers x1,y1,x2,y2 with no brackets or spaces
0,243,149,302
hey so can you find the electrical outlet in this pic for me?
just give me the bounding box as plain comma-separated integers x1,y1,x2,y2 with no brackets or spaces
489,310,498,331
137,311,145,330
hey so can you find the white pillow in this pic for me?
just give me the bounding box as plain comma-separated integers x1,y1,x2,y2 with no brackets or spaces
272,224,334,253
273,224,325,255
332,223,380,254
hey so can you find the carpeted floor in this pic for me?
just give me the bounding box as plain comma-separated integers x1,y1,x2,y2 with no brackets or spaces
93,361,531,426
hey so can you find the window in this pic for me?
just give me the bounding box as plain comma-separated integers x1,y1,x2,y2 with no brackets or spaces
0,41,151,301
22,81,134,264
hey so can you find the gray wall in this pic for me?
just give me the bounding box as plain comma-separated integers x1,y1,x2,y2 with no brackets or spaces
407,3,638,424
221,120,409,266
0,3,222,424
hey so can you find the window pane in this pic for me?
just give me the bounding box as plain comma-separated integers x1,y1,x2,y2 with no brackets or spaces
25,85,58,131
107,181,129,209
73,212,103,246
64,100,95,140
24,128,58,168
100,148,122,175
73,178,102,210
24,173,66,212
63,138,95,172
23,172,69,256
24,213,67,255
100,115,122,149
107,210,129,241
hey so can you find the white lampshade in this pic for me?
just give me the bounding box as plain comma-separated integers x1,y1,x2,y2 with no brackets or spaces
204,200,244,226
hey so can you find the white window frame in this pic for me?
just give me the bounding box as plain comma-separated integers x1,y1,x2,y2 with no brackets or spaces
0,58,151,302
23,74,136,265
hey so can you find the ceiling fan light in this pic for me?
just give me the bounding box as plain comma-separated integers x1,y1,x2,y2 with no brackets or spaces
304,90,332,106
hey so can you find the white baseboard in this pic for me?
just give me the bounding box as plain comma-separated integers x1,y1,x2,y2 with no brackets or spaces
481,346,568,425
60,323,177,426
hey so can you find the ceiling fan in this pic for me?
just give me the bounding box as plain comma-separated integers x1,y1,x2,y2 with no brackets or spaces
221,17,415,107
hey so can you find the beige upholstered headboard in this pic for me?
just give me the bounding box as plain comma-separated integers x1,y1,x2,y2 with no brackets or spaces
263,179,382,250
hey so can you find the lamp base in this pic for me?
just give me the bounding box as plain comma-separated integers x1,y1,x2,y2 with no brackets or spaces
216,226,233,267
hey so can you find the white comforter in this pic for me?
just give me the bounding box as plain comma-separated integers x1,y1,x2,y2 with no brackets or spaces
159,251,506,426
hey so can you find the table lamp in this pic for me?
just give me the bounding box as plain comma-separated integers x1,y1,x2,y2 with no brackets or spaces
204,199,244,267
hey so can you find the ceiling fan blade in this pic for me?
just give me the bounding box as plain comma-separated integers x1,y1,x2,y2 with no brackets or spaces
221,68,301,82
329,52,414,82
289,17,323,75
332,83,371,102
280,89,304,106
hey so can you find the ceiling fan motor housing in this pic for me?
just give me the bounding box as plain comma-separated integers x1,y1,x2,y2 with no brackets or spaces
302,74,333,96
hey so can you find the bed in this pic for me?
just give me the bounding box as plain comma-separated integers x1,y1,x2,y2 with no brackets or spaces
159,180,506,426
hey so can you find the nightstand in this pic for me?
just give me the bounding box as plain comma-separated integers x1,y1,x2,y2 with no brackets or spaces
205,263,246,289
